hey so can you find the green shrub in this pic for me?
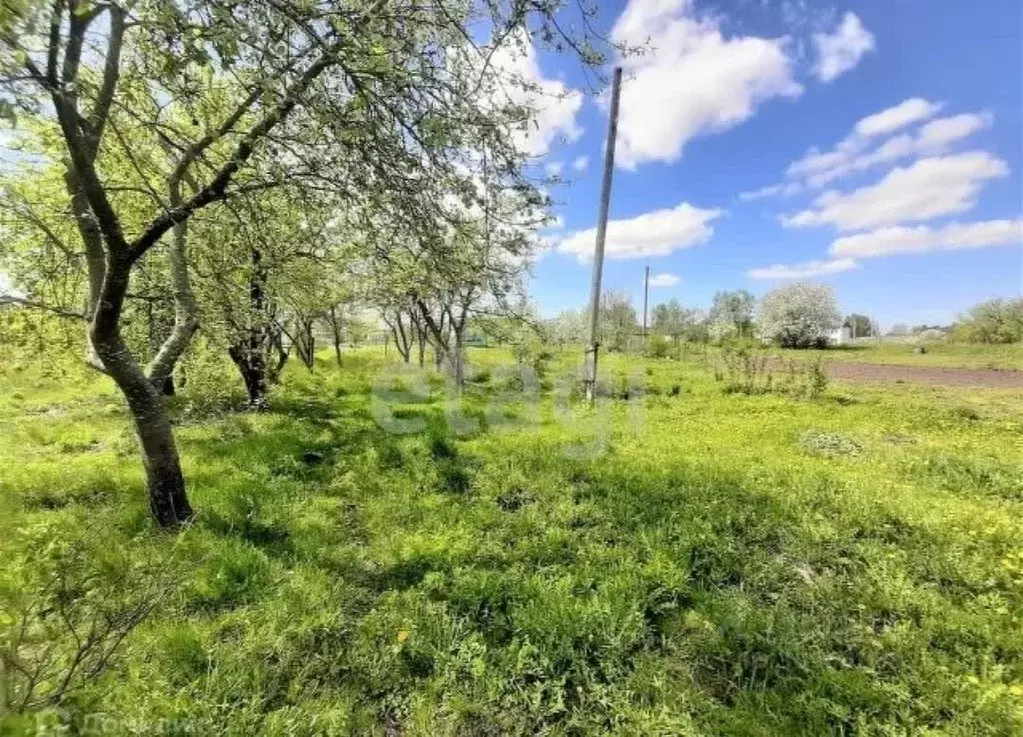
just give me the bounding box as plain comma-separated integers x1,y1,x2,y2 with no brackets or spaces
799,430,861,457
953,297,1023,344
512,339,554,381
0,533,174,714
645,334,673,359
780,357,829,399
176,340,247,418
717,341,773,394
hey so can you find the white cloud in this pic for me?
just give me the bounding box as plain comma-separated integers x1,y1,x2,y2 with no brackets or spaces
781,151,1008,231
610,0,802,168
812,12,875,82
747,258,859,279
545,160,564,177
558,201,723,262
917,113,993,149
742,98,952,199
739,181,803,201
854,98,943,138
482,31,584,157
804,111,993,187
572,155,589,172
792,98,944,177
648,272,681,287
788,99,942,179
830,219,1022,258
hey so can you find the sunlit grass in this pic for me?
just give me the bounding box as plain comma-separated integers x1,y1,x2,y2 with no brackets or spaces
1,347,1020,735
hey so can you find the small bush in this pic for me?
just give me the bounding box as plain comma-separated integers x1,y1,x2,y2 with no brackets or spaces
469,368,492,384
645,335,673,359
780,357,829,399
717,341,773,394
0,534,173,713
176,341,247,418
799,430,860,457
512,339,554,381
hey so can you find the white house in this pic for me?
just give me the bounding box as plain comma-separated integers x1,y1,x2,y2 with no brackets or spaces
829,325,853,345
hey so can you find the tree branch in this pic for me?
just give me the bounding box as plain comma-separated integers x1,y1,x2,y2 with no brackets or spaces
87,4,125,148
0,295,84,320
128,38,346,261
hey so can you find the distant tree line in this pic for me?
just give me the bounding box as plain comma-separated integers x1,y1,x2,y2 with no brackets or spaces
543,288,1022,353
545,283,844,351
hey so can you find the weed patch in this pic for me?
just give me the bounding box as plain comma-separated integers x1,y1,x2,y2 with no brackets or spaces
799,430,862,457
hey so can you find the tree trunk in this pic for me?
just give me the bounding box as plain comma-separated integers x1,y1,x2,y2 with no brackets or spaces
228,344,268,408
267,326,290,384
224,247,279,407
65,160,191,526
65,173,107,373
294,319,316,369
145,191,199,388
123,377,191,526
450,325,466,388
90,264,193,527
329,305,343,366
387,317,412,363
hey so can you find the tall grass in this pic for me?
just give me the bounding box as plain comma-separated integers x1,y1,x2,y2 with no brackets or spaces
0,348,1020,734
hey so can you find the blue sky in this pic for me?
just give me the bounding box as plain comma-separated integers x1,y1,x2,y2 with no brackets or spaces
527,0,1023,327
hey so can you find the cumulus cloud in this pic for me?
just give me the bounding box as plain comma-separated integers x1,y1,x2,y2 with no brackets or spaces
803,111,993,188
572,155,589,172
558,201,723,262
741,98,953,199
545,160,564,177
830,219,1022,258
812,12,875,82
854,98,943,138
482,30,584,157
787,99,947,180
917,113,993,149
747,258,859,279
610,0,802,168
781,151,1008,231
648,272,681,287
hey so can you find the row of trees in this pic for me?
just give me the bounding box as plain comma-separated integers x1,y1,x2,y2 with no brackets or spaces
546,283,847,350
0,0,614,527
952,298,1023,344
546,286,1022,352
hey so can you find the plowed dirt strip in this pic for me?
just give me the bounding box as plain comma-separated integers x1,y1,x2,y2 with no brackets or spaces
824,361,1023,388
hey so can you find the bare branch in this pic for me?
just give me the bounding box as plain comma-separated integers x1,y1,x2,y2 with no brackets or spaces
0,294,84,320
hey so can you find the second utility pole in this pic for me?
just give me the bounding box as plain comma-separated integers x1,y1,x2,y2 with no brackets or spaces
643,265,650,338
583,66,623,403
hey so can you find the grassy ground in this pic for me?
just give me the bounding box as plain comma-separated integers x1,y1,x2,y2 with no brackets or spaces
1,347,1021,735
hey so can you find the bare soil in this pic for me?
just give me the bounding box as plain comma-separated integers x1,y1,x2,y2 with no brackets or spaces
823,361,1023,389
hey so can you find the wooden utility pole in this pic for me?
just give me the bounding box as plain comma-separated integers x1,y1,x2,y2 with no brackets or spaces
584,67,623,403
642,265,650,338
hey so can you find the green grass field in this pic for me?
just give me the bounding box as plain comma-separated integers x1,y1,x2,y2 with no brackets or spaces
1,347,1021,735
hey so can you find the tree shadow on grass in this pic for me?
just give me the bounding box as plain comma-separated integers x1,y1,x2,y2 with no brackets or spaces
158,369,1000,735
